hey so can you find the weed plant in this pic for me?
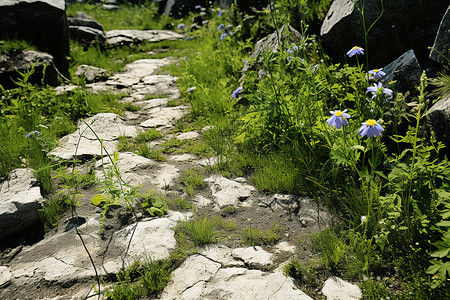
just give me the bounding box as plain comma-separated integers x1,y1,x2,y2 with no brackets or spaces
1,1,449,298
241,220,281,246
175,217,221,246
170,2,450,297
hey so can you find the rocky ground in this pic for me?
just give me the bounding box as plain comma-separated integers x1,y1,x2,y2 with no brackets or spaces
0,30,362,300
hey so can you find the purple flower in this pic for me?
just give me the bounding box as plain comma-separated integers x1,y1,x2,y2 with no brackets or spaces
218,10,223,17
217,24,224,31
368,68,386,79
326,109,351,129
232,86,243,98
220,33,227,41
358,119,384,137
177,23,185,30
287,56,291,62
346,46,364,57
288,46,298,53
366,82,393,99
187,87,196,93
26,130,40,138
195,5,202,9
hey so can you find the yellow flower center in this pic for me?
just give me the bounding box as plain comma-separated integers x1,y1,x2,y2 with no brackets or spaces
373,69,379,72
335,111,344,116
366,119,377,126
352,46,360,50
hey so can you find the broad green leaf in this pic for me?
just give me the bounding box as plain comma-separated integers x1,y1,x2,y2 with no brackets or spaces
436,221,450,227
147,207,165,217
430,248,450,258
426,263,441,275
91,194,106,206
152,198,165,209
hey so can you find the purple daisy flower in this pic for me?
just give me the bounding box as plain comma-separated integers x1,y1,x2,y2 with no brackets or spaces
232,86,243,98
326,109,351,129
358,119,384,137
366,82,393,99
220,33,227,41
187,87,196,93
26,132,31,138
195,5,202,9
288,46,298,53
346,46,364,57
218,10,223,17
177,23,185,30
217,24,224,31
368,68,386,79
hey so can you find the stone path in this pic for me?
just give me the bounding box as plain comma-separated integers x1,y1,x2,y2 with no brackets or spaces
0,30,361,300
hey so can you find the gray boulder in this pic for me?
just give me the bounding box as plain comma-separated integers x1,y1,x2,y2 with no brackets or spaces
105,29,184,46
75,64,109,83
0,0,69,76
380,50,422,94
242,24,301,75
430,5,450,66
68,15,103,31
320,0,448,68
427,93,450,157
0,50,58,88
69,17,106,45
0,169,43,242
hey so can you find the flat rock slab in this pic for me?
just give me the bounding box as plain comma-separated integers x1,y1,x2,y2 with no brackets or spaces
50,113,138,160
204,175,257,209
322,277,362,300
9,231,101,286
0,266,12,288
161,253,312,300
106,30,184,45
111,218,177,267
94,152,179,190
140,106,189,128
0,168,43,239
231,246,273,269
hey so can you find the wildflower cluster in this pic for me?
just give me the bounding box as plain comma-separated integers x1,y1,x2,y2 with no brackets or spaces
232,86,243,98
327,46,396,137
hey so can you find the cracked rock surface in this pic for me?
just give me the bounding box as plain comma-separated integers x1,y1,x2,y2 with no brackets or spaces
0,28,356,300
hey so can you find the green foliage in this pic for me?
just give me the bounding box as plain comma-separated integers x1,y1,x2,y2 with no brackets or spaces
66,1,171,31
313,228,349,274
0,38,38,54
161,138,183,153
141,195,168,217
138,144,166,161
283,259,319,287
104,259,171,299
165,196,193,211
182,168,205,199
241,221,281,246
175,217,220,246
117,136,134,152
39,196,65,231
136,129,162,143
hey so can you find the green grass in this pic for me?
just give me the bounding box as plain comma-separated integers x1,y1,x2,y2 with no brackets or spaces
138,144,166,161
136,129,162,143
0,38,38,54
66,1,172,31
241,222,281,246
175,217,221,246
